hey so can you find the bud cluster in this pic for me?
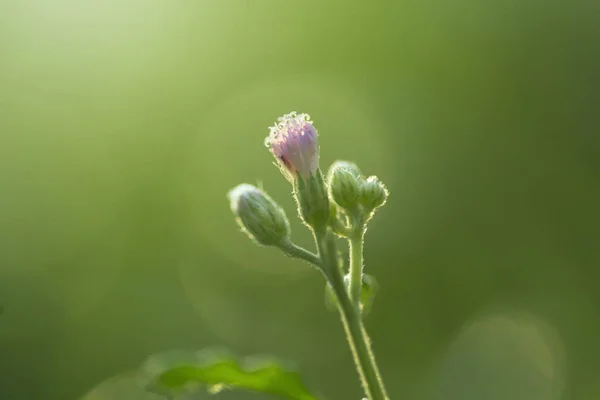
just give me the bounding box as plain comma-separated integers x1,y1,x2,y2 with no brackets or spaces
327,160,388,231
229,111,388,246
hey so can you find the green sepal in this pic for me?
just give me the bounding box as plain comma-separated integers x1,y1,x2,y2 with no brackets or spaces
295,169,330,230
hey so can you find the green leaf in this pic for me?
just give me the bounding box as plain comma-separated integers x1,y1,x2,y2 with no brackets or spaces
80,371,163,400
324,274,379,318
142,349,318,400
355,274,378,317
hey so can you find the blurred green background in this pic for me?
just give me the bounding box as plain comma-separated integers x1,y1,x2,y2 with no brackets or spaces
0,1,599,399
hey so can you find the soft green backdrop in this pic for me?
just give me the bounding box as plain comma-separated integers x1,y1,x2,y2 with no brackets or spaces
0,1,598,399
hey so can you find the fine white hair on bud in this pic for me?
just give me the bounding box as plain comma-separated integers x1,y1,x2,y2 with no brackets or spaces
329,165,361,210
360,176,388,211
265,112,319,181
228,184,291,246
328,160,362,179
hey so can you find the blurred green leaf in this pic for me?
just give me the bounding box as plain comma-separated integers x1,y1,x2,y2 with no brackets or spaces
356,274,378,317
80,371,163,400
142,349,318,400
325,274,379,318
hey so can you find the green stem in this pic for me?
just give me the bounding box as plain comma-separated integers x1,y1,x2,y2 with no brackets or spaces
279,240,323,269
348,231,365,306
316,230,388,400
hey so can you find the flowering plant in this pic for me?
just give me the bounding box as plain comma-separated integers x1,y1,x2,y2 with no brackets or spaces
81,112,390,400
229,112,390,400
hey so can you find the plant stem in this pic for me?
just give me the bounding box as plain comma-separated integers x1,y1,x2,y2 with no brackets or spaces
279,240,323,269
348,231,365,307
316,230,388,400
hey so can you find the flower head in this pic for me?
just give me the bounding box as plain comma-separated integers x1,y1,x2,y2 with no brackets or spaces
265,112,319,181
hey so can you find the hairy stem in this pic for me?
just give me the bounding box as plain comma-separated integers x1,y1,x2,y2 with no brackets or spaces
316,230,388,400
348,231,365,306
279,240,323,269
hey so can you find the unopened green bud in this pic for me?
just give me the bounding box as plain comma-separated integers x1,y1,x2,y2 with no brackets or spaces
327,160,362,179
360,176,388,210
295,169,330,231
228,184,290,246
329,165,360,209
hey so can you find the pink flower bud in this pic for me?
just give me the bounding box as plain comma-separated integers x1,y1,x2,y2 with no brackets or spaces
265,112,319,181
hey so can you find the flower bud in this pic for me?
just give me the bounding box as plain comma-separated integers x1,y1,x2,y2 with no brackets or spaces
228,184,290,246
327,160,362,179
328,165,360,209
265,112,319,182
360,176,388,210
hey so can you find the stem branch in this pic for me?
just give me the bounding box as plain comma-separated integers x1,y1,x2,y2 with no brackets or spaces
279,240,323,269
